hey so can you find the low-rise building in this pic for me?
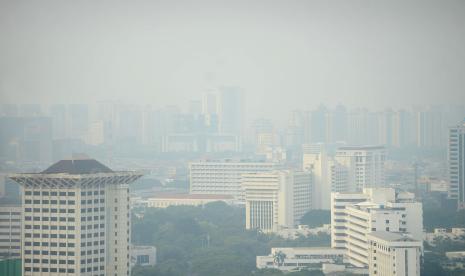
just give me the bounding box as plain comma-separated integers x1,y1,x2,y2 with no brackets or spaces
424,228,465,245
256,247,345,272
276,224,331,240
146,194,234,208
131,246,156,267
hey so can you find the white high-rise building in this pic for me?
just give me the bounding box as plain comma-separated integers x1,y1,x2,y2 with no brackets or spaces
303,145,349,210
448,122,465,208
189,160,275,202
10,158,142,276
335,146,386,191
0,204,21,260
242,170,312,233
331,188,422,268
367,231,422,276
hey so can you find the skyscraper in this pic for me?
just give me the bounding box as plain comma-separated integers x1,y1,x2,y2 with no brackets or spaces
217,87,245,136
448,122,465,208
10,158,142,276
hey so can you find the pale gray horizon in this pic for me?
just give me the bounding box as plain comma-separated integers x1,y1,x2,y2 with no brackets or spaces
1,0,464,120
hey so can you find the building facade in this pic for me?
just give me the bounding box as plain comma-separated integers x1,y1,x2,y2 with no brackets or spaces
0,205,21,260
331,188,422,268
10,158,142,276
256,247,345,271
130,246,156,267
145,194,233,208
242,170,312,233
335,146,386,191
449,122,465,208
367,231,421,276
189,160,275,202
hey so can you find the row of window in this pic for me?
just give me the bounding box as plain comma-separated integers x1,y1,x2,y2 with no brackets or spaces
80,266,104,273
81,240,105,247
25,207,105,213
25,267,75,273
25,241,75,247
25,233,75,239
25,225,75,231
25,258,76,264
25,191,75,196
24,199,77,205
24,250,74,256
80,257,105,264
25,216,75,221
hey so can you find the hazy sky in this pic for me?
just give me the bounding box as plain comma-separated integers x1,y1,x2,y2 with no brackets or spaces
1,0,464,119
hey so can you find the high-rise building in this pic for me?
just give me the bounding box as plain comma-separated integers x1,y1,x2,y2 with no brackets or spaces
331,188,423,268
448,122,465,208
10,158,142,276
367,231,421,276
0,204,21,260
0,117,52,164
303,145,349,210
189,160,275,202
217,87,245,136
242,170,312,233
335,146,386,191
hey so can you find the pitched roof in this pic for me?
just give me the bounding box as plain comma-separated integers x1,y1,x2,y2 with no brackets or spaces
42,159,113,174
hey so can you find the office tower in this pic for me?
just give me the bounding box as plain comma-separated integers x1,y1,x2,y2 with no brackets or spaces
252,119,275,154
377,110,394,147
331,188,423,268
347,109,379,145
242,170,312,233
19,105,42,117
414,107,446,148
202,93,219,133
328,105,348,144
217,87,245,136
0,204,21,259
49,105,68,139
69,104,89,140
0,117,52,164
116,105,144,145
367,232,421,276
303,145,348,210
335,145,386,191
448,122,465,208
10,158,142,276
392,109,415,148
285,110,305,150
189,160,275,202
309,105,328,143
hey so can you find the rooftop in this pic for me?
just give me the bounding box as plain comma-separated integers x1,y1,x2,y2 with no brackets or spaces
367,231,418,242
42,159,113,174
149,194,233,200
337,145,385,151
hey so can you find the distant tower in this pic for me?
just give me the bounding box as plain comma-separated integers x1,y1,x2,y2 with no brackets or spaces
10,158,143,276
448,121,465,209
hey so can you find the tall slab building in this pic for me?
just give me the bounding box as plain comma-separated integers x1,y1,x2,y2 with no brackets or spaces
10,158,142,276
449,122,465,209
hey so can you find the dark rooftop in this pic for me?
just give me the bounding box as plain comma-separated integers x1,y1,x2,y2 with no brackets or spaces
42,159,113,174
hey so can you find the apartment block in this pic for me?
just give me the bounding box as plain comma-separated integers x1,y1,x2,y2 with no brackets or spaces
189,160,275,202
